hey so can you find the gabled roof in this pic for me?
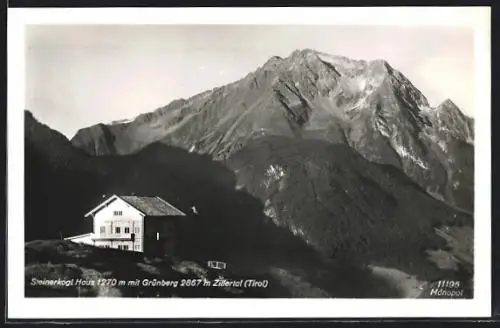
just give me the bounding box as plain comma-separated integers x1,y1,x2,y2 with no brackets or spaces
120,196,186,217
64,233,93,240
84,194,186,218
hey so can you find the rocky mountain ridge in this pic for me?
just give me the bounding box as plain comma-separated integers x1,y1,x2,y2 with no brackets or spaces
70,49,474,210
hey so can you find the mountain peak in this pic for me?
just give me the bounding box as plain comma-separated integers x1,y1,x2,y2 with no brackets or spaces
268,55,283,61
289,49,360,64
370,58,391,70
434,98,472,129
440,98,457,108
262,55,284,68
287,49,322,64
371,58,389,65
436,98,464,116
290,48,317,57
277,49,391,78
65,48,472,210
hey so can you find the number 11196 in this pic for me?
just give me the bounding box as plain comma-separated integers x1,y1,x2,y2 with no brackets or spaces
436,280,461,288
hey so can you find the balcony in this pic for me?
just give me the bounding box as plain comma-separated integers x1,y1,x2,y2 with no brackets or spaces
92,234,135,242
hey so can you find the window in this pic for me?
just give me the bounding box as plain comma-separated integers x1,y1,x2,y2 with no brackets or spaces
113,211,123,216
134,245,140,251
207,261,227,270
104,245,110,248
115,227,121,234
124,227,130,234
134,227,140,233
123,245,129,250
100,226,105,234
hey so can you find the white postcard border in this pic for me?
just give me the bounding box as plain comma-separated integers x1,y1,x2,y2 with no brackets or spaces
7,7,491,319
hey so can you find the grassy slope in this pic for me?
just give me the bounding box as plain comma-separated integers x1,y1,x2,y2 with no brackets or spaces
25,240,288,298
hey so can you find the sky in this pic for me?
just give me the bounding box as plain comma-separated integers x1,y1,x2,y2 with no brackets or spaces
25,24,475,139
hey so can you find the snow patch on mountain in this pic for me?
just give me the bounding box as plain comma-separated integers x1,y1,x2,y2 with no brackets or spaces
317,53,367,74
357,77,367,90
438,140,448,153
418,104,433,113
394,144,429,170
289,223,305,237
264,199,280,226
316,52,385,97
375,116,391,138
263,164,287,190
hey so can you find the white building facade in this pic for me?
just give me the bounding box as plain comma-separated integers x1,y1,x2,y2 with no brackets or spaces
65,194,186,254
89,196,144,251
